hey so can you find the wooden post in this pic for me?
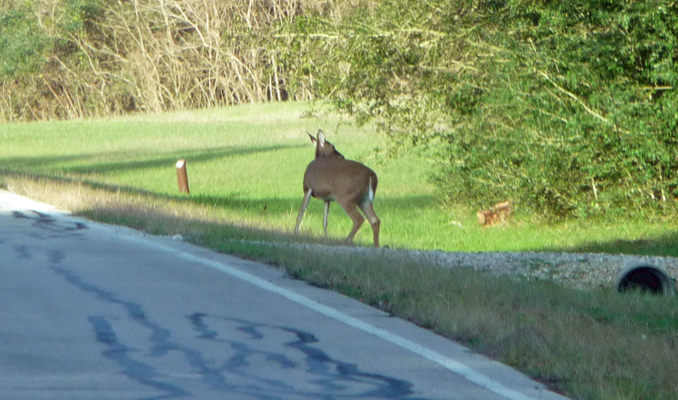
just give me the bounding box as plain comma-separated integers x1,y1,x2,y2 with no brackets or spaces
176,159,190,195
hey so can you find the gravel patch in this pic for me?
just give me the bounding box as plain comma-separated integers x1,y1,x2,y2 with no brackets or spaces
403,249,678,290
246,240,678,291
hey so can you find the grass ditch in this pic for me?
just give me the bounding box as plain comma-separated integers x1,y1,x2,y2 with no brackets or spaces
4,175,678,400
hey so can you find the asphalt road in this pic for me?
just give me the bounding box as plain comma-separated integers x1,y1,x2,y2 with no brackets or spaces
0,190,569,400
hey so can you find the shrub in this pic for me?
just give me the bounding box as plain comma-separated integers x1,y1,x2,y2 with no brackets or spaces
292,0,678,218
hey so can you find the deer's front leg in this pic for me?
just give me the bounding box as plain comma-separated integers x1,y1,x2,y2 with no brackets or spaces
323,200,331,239
294,189,313,235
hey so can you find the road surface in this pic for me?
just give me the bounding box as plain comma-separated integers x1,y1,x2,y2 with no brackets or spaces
0,190,569,400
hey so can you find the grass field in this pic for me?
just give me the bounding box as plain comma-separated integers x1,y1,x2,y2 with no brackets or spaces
2,101,678,400
2,101,677,255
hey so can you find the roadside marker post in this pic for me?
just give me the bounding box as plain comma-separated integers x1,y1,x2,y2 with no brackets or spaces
176,159,190,195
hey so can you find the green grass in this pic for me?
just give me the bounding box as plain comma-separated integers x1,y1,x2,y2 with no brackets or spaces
2,101,677,255
2,102,442,248
276,247,678,400
2,101,678,400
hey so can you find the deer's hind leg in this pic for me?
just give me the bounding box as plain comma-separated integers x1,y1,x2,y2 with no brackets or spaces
358,200,380,248
336,199,365,245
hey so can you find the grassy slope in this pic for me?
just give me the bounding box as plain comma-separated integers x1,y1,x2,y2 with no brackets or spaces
2,101,677,255
2,102,441,247
2,102,678,400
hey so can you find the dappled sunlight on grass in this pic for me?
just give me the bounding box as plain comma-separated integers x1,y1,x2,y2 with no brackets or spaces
2,101,678,256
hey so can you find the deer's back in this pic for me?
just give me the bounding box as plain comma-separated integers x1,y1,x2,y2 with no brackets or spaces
303,157,377,201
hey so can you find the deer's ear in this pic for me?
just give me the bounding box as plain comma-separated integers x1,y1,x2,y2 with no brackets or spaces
307,132,317,146
317,131,326,147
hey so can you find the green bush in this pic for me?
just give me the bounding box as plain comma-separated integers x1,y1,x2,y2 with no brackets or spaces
290,0,678,218
0,9,50,77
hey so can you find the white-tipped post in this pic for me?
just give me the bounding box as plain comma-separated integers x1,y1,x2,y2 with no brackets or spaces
176,159,190,195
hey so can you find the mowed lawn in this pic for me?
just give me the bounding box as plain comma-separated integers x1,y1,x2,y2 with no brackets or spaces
2,101,678,255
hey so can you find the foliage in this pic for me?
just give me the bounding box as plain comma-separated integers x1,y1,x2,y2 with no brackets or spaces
0,0,327,121
0,7,50,77
287,0,678,218
2,0,677,218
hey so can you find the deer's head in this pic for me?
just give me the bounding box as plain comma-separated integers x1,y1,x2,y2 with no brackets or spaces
308,130,345,160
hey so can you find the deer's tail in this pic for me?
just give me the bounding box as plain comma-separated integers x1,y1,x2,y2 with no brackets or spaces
367,176,377,203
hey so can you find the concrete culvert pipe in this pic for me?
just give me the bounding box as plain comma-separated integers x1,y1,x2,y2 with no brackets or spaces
614,262,676,296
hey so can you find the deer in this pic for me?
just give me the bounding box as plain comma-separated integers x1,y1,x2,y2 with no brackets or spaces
477,201,512,226
294,130,381,247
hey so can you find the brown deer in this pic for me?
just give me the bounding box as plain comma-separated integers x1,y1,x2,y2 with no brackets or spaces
294,130,381,247
477,201,512,226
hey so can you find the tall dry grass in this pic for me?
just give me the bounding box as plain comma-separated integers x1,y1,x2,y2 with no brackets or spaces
1,0,355,121
4,98,678,400
5,175,678,400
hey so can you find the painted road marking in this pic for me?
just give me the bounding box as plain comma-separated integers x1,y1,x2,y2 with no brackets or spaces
120,236,538,400
1,189,539,400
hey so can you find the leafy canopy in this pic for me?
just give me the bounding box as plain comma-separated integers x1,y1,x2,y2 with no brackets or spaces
283,0,678,218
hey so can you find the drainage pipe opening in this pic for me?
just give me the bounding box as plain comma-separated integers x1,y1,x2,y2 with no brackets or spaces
614,263,676,296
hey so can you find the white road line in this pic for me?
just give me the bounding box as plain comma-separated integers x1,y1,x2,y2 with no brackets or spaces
0,190,60,213
0,190,539,400
129,237,538,400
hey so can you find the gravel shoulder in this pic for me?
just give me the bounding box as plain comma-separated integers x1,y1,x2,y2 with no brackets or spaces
396,249,678,291
267,240,678,291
